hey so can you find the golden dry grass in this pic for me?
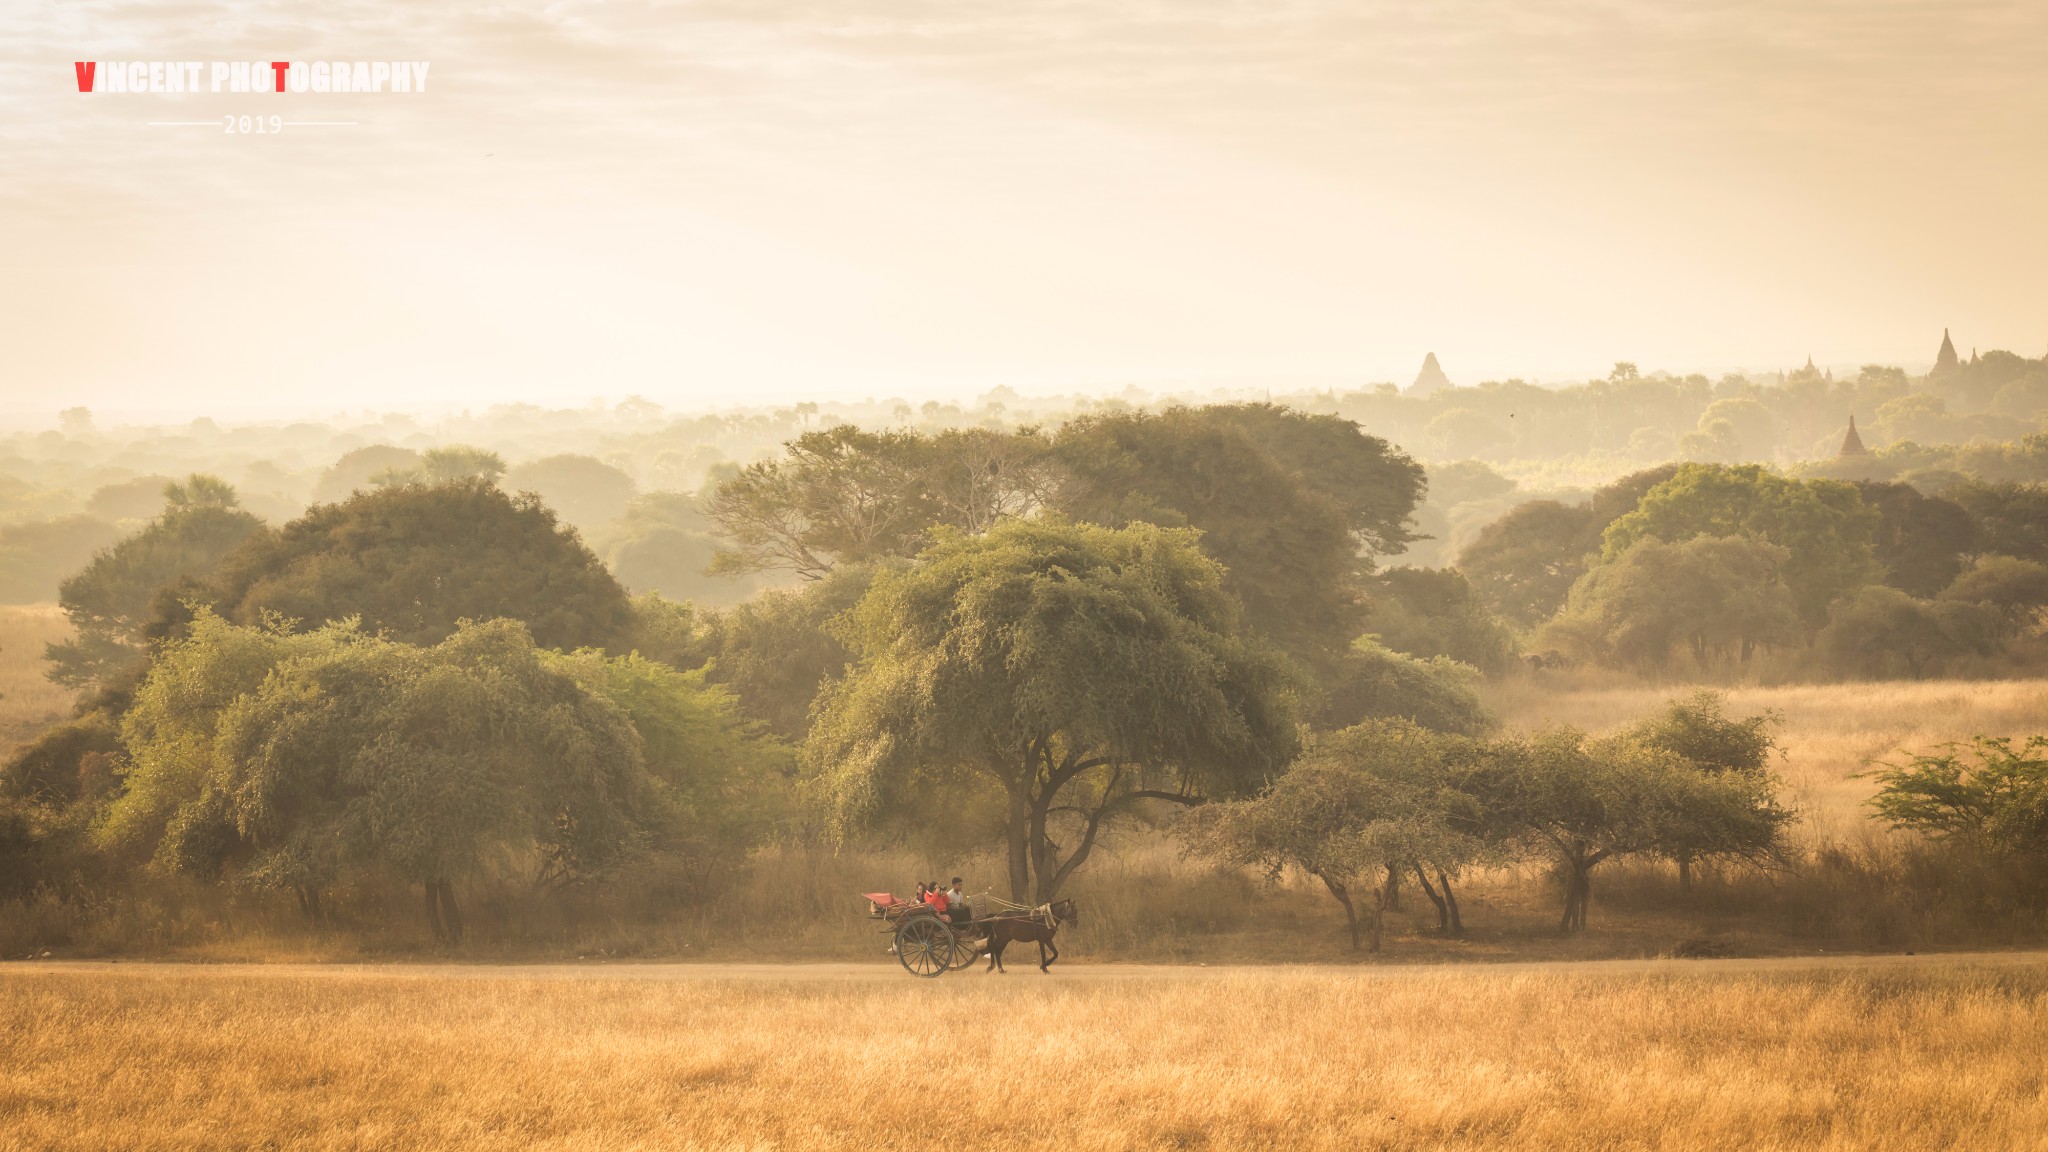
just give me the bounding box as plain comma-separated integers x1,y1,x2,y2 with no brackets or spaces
7,958,2048,1151
0,603,72,757
1488,678,2048,841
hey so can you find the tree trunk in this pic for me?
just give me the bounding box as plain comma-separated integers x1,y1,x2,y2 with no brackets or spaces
1558,854,1593,934
1677,854,1694,894
425,883,446,940
1413,864,1449,933
1367,883,1388,953
1438,870,1463,935
1320,875,1360,951
1383,863,1402,912
437,881,464,943
1005,784,1032,903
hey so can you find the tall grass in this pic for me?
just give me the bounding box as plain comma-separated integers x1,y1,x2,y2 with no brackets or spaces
8,960,2048,1150
0,602,71,757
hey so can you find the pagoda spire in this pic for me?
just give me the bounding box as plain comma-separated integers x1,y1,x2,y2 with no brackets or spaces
1838,414,1869,458
1934,328,1959,375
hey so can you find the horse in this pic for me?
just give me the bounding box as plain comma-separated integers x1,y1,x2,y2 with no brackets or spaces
983,899,1078,973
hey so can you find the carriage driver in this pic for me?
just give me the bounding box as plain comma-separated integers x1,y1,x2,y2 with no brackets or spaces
946,878,968,922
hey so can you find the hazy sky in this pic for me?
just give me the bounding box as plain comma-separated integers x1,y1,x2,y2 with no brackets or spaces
4,1,2045,417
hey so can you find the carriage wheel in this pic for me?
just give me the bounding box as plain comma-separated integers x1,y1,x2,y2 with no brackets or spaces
896,917,953,978
946,924,983,970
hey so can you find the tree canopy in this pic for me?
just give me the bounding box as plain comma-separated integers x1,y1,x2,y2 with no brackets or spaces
105,611,783,935
45,475,263,687
194,479,636,654
1552,536,1801,672
1601,464,1877,627
806,517,1300,902
1189,719,1488,950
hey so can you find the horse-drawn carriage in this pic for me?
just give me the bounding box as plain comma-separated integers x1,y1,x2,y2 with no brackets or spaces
863,892,1076,977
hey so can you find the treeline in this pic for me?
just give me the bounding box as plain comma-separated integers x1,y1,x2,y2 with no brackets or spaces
1336,341,2048,472
1461,462,2048,678
4,398,2047,951
2,405,1466,941
6,334,2045,604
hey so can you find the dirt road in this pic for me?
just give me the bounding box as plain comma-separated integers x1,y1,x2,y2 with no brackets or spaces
9,947,2046,983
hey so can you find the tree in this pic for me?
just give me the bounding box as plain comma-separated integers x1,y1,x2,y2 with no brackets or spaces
544,650,793,883
1456,466,1680,627
706,425,944,579
1625,692,1782,890
194,479,636,654
1601,464,1878,628
44,476,263,686
312,445,421,504
1366,567,1518,676
1951,482,2048,566
1817,586,1997,679
696,563,880,742
1552,536,1801,671
1481,727,1790,931
1853,481,1976,597
1313,641,1492,737
505,454,637,532
807,518,1299,903
1868,737,2048,869
0,515,122,605
1939,555,2048,634
1189,720,1487,951
373,446,506,488
108,613,765,936
1055,405,1419,668
1,712,121,808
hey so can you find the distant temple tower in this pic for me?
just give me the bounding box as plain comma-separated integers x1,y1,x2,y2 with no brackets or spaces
1838,415,1869,458
1933,328,1960,376
1409,352,1452,397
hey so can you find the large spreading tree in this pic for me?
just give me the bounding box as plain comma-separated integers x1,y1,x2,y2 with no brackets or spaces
195,478,636,652
806,517,1300,903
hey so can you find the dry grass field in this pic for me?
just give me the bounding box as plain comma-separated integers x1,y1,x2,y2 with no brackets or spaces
0,603,72,758
1488,677,2048,842
6,957,2048,1151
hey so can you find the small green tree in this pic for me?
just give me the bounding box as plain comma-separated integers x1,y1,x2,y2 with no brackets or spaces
1189,720,1487,951
1867,737,2048,862
807,517,1300,903
1625,691,1781,890
1481,727,1791,932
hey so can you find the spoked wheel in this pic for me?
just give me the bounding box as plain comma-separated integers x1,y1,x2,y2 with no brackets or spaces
947,924,984,970
896,916,954,978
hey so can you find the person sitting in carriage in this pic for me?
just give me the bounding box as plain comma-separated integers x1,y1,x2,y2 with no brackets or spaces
922,879,951,922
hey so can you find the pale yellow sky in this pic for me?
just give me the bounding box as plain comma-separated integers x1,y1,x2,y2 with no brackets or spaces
3,1,2045,416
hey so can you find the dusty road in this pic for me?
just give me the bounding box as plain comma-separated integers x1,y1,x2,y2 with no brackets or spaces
9,947,2046,983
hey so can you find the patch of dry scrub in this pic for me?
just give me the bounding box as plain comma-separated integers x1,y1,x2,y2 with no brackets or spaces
6,960,2048,1151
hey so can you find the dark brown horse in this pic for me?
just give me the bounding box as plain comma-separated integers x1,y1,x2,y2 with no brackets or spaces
983,899,1077,973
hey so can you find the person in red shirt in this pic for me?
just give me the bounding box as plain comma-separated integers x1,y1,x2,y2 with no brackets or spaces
923,879,951,922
